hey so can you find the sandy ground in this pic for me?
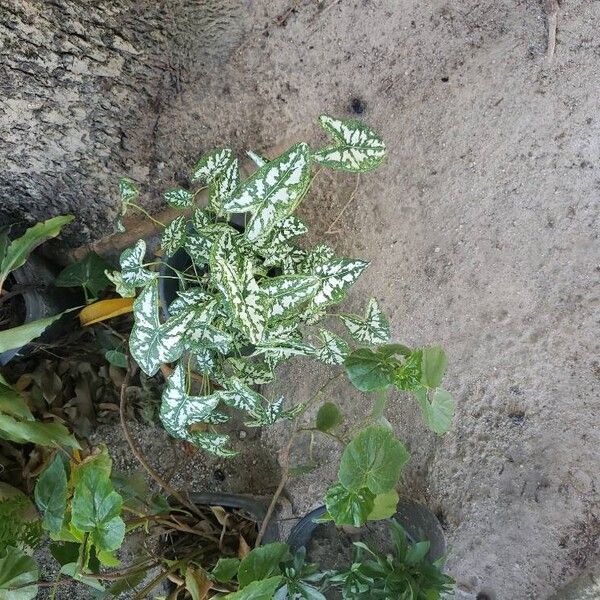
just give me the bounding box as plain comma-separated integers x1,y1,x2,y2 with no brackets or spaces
24,1,600,598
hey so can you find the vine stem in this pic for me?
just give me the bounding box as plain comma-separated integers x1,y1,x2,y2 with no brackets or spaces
255,371,343,546
119,361,203,519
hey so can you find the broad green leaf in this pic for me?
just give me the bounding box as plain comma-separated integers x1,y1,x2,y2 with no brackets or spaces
71,468,125,552
209,157,240,214
414,387,454,435
245,397,302,428
261,275,319,320
405,540,430,566
393,349,423,391
223,143,311,242
309,258,368,308
223,576,283,600
420,346,447,389
0,546,38,600
55,252,111,296
69,446,112,488
161,215,187,256
0,414,79,448
325,483,374,527
212,557,240,583
117,240,157,287
315,330,349,365
129,281,194,376
49,542,80,566
104,349,127,368
0,227,9,265
191,148,233,183
312,115,386,172
0,215,74,291
164,188,194,208
339,298,390,344
60,562,105,591
34,454,67,534
338,426,409,494
344,348,398,392
316,402,343,432
0,483,42,553
238,542,288,588
0,311,65,354
367,489,399,521
0,377,33,420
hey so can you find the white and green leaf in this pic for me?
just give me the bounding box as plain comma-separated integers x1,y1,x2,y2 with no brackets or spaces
161,216,187,256
245,397,302,428
339,298,390,344
191,149,233,184
246,150,268,169
227,358,274,385
315,330,349,365
118,240,157,287
164,188,194,208
223,143,311,242
209,158,239,214
129,281,194,376
312,115,386,172
261,275,319,320
310,258,368,308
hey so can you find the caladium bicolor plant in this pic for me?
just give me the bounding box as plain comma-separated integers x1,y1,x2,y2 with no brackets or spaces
110,115,454,483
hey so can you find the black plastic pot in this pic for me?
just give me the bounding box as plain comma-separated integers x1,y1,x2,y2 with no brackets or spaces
188,491,279,544
0,253,82,366
286,499,446,563
158,213,247,320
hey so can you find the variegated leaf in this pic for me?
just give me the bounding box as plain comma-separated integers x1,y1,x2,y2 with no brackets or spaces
119,240,157,287
130,281,194,376
222,378,262,412
300,244,335,274
164,188,194,208
246,150,268,169
316,329,350,365
193,208,212,230
187,326,232,355
254,339,316,360
209,158,239,214
119,177,139,210
161,215,187,256
312,115,386,173
191,348,217,373
185,233,212,265
168,288,212,314
210,233,269,344
160,365,236,457
245,397,303,427
310,258,368,308
260,275,319,319
223,143,311,242
268,216,308,247
191,149,233,183
161,363,219,437
105,270,136,298
194,432,237,457
227,358,274,385
339,298,390,344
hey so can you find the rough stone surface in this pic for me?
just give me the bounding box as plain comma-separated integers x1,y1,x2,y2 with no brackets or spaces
5,1,600,599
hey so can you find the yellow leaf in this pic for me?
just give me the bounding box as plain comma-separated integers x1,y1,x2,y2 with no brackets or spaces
79,298,134,326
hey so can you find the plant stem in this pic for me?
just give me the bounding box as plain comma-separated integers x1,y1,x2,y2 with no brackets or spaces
255,371,343,545
129,202,166,228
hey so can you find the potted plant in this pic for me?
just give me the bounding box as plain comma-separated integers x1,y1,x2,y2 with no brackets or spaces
0,114,456,598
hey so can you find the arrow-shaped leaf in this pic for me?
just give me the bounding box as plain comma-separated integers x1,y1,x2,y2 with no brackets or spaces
340,298,390,344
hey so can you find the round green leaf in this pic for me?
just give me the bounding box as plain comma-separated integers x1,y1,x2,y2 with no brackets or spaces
324,483,375,527
344,348,398,392
0,546,38,600
338,426,409,494
316,402,343,432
